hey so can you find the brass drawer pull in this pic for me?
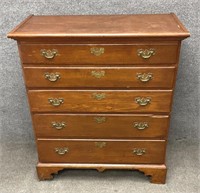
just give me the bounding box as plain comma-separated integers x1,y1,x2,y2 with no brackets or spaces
55,147,68,155
40,49,58,59
48,98,64,107
133,122,149,130
95,142,106,148
137,48,155,59
92,93,106,100
94,116,106,123
136,73,153,82
135,97,151,106
133,148,146,156
45,72,60,82
90,47,104,56
51,122,66,130
91,70,105,78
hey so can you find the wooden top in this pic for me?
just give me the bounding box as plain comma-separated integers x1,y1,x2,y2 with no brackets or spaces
8,13,190,39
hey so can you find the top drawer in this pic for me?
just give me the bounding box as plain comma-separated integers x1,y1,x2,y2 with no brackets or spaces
19,43,178,65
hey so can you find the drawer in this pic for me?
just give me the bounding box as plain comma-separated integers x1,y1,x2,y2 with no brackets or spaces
37,139,166,164
28,90,172,113
20,43,178,64
24,67,175,88
33,114,169,139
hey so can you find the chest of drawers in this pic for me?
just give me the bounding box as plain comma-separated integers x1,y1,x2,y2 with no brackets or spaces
8,14,189,184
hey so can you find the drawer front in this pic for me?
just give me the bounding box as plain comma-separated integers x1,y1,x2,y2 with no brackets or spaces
37,139,166,164
28,90,172,113
20,44,178,64
33,114,169,139
24,67,175,88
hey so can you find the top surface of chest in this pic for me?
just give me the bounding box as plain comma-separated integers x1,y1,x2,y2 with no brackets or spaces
8,14,189,40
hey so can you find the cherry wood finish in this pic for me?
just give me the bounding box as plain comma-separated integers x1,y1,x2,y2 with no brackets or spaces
37,139,166,164
7,14,190,184
37,163,167,184
33,114,169,139
20,44,178,64
24,66,175,88
28,90,172,113
7,14,189,39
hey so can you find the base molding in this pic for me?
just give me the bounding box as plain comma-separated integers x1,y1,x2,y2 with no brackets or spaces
37,163,167,184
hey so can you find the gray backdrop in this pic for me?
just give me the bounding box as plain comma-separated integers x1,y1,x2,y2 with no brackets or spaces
0,0,199,144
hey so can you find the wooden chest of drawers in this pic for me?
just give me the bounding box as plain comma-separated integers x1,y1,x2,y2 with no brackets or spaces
8,14,189,184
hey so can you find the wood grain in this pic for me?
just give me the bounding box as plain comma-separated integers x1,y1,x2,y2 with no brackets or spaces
33,114,169,139
20,43,178,64
28,90,172,113
37,139,166,164
23,66,175,88
37,163,167,184
8,14,189,39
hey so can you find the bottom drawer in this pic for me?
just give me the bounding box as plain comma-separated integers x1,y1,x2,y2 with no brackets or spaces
37,139,166,164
